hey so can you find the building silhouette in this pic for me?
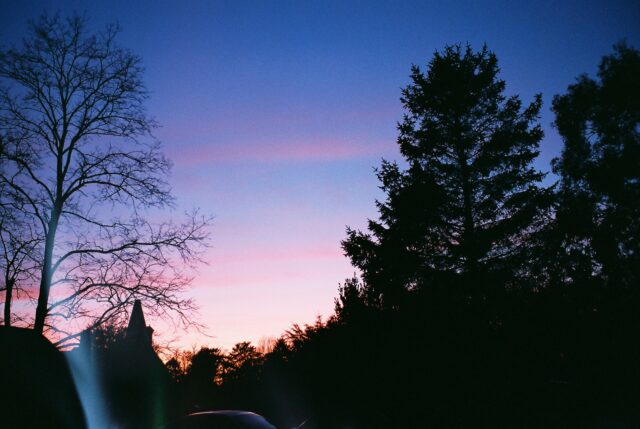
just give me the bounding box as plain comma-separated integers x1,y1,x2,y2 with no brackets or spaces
69,300,173,428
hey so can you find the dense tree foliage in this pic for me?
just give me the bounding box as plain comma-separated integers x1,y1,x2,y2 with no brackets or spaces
551,43,640,287
343,45,552,306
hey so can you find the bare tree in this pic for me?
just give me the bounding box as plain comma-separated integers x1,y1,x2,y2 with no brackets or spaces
0,218,41,326
0,14,210,344
0,132,42,326
0,195,40,326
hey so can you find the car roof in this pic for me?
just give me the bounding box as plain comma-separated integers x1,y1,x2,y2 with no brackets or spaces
188,410,257,417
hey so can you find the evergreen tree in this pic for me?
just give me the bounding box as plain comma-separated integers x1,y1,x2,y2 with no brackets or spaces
552,43,640,287
343,45,551,304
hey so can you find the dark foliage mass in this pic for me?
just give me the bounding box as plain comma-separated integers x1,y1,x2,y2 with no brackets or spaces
343,45,553,304
551,43,640,288
164,45,640,428
0,327,86,428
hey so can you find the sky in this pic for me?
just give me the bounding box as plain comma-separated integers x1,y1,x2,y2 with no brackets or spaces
1,0,639,350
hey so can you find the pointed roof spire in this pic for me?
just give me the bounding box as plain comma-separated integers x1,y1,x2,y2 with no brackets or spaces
127,299,147,336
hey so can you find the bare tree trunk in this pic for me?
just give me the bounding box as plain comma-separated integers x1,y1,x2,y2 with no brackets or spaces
3,277,14,326
34,211,60,333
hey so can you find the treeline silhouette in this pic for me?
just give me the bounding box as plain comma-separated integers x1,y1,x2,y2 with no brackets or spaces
158,43,640,428
98,43,638,428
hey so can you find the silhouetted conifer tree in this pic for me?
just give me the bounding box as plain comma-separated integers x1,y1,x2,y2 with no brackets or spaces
552,43,640,287
343,45,551,304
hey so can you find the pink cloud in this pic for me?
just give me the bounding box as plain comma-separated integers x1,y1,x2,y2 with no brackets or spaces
192,247,346,288
156,106,399,141
165,137,390,166
188,245,351,290
211,245,342,264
